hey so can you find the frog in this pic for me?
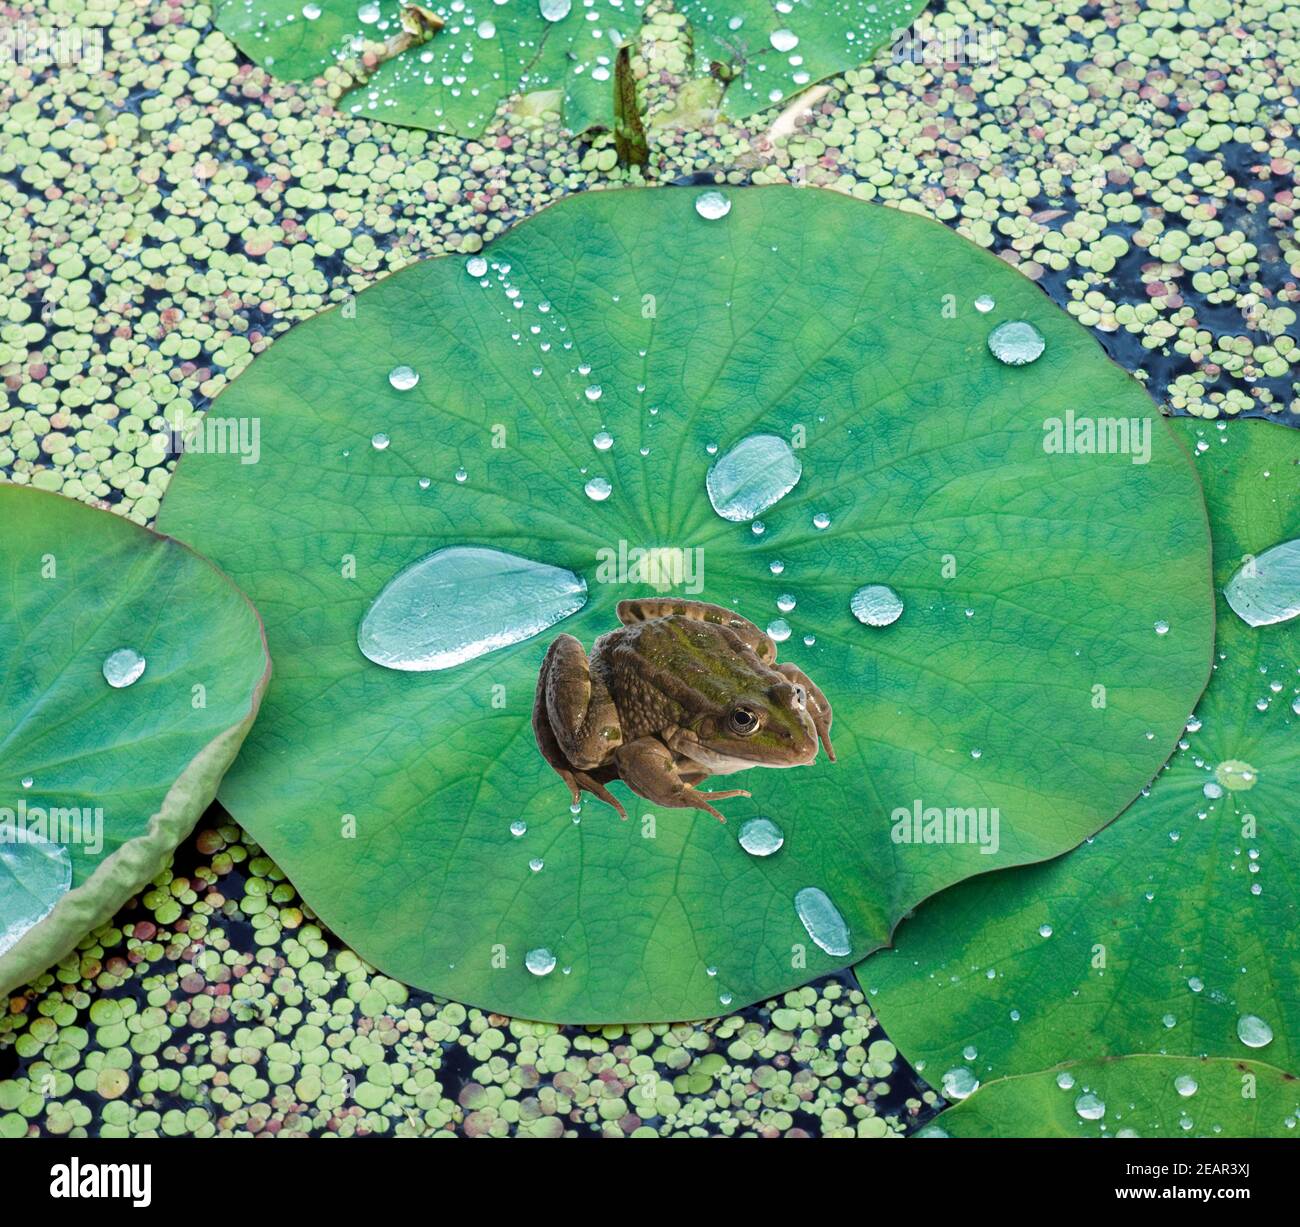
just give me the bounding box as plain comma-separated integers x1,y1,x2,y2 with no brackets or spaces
532,598,835,822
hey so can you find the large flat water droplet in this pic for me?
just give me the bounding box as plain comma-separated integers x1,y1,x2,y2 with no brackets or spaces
539,0,571,20
1237,1013,1273,1048
738,817,784,857
358,547,586,671
525,947,557,976
987,320,1046,365
706,434,802,522
794,886,851,957
850,584,904,627
695,190,732,220
942,1067,979,1100
1224,539,1300,627
0,837,72,957
103,648,146,688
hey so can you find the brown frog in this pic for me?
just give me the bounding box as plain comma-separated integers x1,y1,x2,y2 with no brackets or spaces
532,599,835,822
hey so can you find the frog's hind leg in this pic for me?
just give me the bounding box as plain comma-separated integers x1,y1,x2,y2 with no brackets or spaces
615,599,777,664
615,737,749,823
532,636,627,819
774,661,836,761
538,634,623,768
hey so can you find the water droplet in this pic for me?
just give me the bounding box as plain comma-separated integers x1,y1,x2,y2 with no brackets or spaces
466,255,488,278
1038,923,1053,938
418,477,431,490
592,431,613,451
1154,620,1169,635
941,1067,979,1100
102,648,146,689
302,2,321,17
371,432,390,451
1056,1071,1075,1090
1215,759,1258,792
1237,1014,1273,1048
529,857,544,873
0,836,72,958
388,365,418,391
20,777,33,790
1188,976,1204,992
584,476,612,502
1224,539,1300,627
510,820,527,838
1075,1092,1106,1120
454,466,467,484
812,512,831,530
1203,780,1224,799
766,618,791,643
719,991,733,1006
358,547,586,671
962,1045,978,1061
525,947,556,976
705,434,802,522
738,817,784,857
585,384,602,402
357,1,380,24
695,191,732,220
770,28,799,52
769,560,785,575
750,520,765,536
974,294,995,313
1175,1074,1198,1097
539,0,571,20
987,320,1046,365
793,886,851,957
850,584,904,627
477,19,496,38
776,593,796,613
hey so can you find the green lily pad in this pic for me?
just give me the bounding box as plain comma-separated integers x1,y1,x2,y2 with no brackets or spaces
157,186,1213,1023
858,419,1300,1133
0,487,271,994
927,1056,1300,1139
213,0,927,137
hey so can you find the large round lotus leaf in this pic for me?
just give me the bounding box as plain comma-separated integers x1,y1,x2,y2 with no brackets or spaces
213,0,928,137
0,488,270,994
927,1056,1300,1139
156,186,1213,1023
858,419,1299,1134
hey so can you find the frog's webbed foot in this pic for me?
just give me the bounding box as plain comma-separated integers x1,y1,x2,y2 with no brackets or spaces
614,737,748,823
775,661,835,762
570,769,628,821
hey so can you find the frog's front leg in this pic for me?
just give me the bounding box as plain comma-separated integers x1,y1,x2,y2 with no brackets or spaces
614,737,750,823
775,661,836,761
539,634,623,769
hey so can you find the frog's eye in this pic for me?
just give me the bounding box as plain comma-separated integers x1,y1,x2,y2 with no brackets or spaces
728,706,760,735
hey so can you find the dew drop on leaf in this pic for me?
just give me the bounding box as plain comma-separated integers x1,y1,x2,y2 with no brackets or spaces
0,837,72,958
850,584,904,627
388,365,419,391
525,947,556,976
1237,1014,1273,1048
738,817,784,857
705,434,802,522
102,648,146,689
987,320,1046,366
794,886,851,956
1223,539,1300,627
357,546,586,671
694,190,732,221
584,476,612,502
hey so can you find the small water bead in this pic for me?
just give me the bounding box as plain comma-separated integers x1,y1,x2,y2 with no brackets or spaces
1163,1013,1177,1028
592,431,613,451
585,385,602,402
388,365,418,391
751,521,765,536
1203,780,1224,799
1293,697,1300,716
529,857,544,873
302,2,321,17
987,320,1046,366
719,991,733,1006
962,1045,978,1061
812,512,831,530
1186,715,1203,733
371,433,390,451
776,594,796,613
21,776,33,789
1154,620,1169,635
738,817,784,857
705,966,718,977
476,19,495,38
802,634,816,646
525,947,556,976
769,560,785,575
539,0,571,19
970,748,983,760
418,477,431,490
1175,1075,1199,1098
793,886,851,956
766,618,791,643
770,28,799,51
1056,1071,1076,1090
358,547,586,672
102,648,146,689
1188,976,1204,992
695,191,732,220
941,1067,979,1101
510,820,527,838
357,1,380,23
1074,1092,1106,1121
584,477,612,502
454,467,468,483
974,294,995,313
1237,1014,1273,1048
466,255,488,278
1038,923,1053,938
850,584,904,628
